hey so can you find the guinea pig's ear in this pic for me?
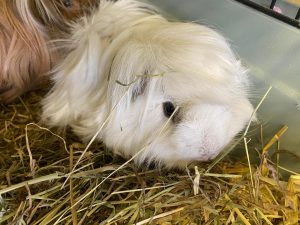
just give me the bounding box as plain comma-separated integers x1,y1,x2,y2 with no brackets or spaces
131,76,149,101
107,43,155,109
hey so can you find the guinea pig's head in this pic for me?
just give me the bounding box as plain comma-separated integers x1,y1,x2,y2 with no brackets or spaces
102,20,254,168
26,0,98,28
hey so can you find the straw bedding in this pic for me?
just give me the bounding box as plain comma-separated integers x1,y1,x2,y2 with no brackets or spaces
0,90,299,224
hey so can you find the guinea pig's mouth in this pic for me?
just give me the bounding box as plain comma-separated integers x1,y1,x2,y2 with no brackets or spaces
196,139,238,163
195,143,226,162
196,151,220,162
174,147,221,163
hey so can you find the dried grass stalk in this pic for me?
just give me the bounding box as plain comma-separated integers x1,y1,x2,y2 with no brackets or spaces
0,90,299,224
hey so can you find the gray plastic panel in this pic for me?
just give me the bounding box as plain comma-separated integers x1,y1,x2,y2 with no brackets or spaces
150,0,300,173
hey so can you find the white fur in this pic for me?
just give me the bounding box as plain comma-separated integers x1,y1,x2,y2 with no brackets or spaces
42,0,254,168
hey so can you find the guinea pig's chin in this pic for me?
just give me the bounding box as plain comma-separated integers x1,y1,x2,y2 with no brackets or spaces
178,146,222,162
135,140,223,168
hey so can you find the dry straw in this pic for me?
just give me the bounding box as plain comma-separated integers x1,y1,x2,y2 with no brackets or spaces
0,88,299,224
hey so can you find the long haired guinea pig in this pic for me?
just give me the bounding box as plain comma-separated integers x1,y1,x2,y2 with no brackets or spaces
0,0,97,103
42,0,254,168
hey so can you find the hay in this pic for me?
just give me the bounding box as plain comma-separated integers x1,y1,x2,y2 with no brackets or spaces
0,90,300,225
286,0,300,7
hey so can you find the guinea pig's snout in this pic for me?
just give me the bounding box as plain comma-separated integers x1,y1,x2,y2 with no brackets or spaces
175,105,235,161
175,125,228,161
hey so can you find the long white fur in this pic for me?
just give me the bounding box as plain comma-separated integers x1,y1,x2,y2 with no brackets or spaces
42,0,254,168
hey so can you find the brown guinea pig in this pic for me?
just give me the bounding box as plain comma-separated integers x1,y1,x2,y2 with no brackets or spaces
0,0,98,103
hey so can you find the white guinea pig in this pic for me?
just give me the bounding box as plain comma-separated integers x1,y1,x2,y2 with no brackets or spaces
42,0,254,168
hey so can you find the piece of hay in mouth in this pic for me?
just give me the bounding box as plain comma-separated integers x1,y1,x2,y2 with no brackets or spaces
0,90,299,224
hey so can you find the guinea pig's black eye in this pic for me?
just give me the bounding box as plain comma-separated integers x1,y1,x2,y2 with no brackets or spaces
163,101,176,118
63,0,72,7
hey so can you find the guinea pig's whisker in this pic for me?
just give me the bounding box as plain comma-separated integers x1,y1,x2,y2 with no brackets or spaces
243,86,272,136
206,86,272,173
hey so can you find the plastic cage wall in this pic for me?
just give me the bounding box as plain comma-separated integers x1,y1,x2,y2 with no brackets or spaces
150,0,300,174
236,0,300,28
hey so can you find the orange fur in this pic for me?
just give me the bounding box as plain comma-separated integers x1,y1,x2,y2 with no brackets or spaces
0,0,97,102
